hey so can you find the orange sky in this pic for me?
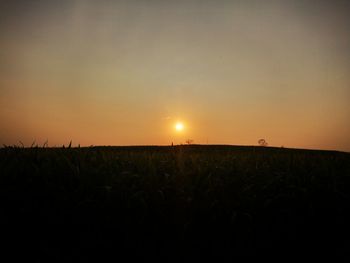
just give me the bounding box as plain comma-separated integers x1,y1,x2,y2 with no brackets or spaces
1,0,350,151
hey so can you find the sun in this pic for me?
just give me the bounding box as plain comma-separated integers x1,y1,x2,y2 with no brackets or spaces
175,122,184,131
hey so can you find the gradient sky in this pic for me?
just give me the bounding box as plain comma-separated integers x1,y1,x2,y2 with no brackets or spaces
1,0,350,150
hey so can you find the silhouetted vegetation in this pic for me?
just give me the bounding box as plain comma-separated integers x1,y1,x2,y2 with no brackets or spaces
258,138,268,147
185,139,194,145
1,145,350,261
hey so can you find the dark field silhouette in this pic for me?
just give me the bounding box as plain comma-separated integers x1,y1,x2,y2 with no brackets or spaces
1,145,350,261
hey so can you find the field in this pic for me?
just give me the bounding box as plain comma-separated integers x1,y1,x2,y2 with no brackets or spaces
1,145,350,261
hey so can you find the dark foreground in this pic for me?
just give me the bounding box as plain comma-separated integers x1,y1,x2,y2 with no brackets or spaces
1,145,350,261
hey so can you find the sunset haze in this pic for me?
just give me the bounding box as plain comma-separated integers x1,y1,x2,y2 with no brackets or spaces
1,0,350,151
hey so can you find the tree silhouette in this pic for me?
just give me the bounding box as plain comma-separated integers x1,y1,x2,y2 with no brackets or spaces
258,139,268,147
186,139,194,145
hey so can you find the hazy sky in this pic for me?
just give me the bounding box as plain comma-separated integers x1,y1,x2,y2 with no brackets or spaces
1,0,350,150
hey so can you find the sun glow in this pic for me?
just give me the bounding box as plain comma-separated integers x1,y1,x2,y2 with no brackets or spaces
175,122,184,131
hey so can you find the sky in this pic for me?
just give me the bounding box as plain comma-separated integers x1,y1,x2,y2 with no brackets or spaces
1,0,350,151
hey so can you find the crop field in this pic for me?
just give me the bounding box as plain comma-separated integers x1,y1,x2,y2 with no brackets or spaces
1,145,350,261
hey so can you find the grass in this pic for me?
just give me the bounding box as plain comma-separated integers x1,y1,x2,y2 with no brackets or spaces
1,145,350,261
